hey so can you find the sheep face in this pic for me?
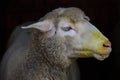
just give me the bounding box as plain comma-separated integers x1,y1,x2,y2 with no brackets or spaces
22,7,112,61
56,17,111,60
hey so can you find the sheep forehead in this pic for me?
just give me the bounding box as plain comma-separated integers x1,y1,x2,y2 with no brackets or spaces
62,8,85,20
56,7,85,22
42,7,86,23
55,8,87,29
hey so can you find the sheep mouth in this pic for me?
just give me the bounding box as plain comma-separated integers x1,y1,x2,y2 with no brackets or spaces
72,49,110,60
78,50,110,60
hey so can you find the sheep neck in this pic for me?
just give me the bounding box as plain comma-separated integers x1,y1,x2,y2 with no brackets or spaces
27,30,71,72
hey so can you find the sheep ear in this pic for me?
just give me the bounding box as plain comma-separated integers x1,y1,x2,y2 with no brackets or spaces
21,20,56,37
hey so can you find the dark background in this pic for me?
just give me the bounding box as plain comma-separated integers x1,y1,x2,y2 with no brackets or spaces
0,0,120,80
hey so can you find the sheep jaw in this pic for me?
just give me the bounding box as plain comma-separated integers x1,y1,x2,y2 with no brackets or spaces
93,53,109,61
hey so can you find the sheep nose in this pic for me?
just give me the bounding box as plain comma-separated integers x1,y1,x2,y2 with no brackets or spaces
103,41,111,48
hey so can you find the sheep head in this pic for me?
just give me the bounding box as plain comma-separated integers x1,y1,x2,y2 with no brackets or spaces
22,7,112,61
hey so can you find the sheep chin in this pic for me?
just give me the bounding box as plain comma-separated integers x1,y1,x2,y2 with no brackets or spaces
93,53,109,61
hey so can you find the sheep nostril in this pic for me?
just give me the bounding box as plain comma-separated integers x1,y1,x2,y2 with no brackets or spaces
103,44,110,48
103,41,111,48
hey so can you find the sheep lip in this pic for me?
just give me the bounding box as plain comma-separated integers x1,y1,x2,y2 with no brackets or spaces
99,54,109,57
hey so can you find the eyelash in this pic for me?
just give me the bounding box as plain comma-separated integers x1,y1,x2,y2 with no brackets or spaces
62,27,72,31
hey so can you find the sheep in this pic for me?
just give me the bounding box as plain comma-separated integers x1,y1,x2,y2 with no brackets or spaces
0,7,112,80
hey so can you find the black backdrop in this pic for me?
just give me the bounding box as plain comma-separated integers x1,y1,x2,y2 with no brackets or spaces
0,0,120,80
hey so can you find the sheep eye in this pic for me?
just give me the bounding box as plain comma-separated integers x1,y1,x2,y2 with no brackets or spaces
84,16,90,21
62,26,72,31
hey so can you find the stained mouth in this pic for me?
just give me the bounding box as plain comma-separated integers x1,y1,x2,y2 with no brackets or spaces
73,49,110,60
